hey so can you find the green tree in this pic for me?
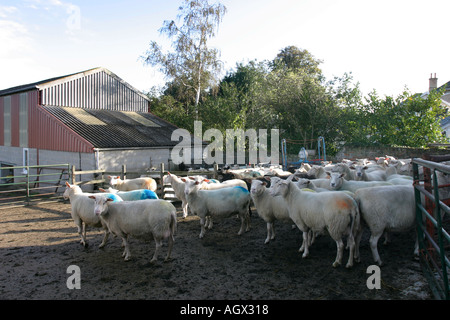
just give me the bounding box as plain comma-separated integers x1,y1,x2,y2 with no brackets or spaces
142,0,227,117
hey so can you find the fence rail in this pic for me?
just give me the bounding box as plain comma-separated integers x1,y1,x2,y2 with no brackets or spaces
0,164,70,209
0,163,219,209
413,157,450,300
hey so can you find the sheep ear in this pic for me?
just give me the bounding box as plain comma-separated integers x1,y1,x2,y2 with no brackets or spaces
106,197,114,202
194,181,200,185
340,173,346,178
167,172,171,176
262,181,266,186
65,181,71,187
99,188,106,192
326,172,331,176
203,179,210,183
181,178,186,182
88,196,95,200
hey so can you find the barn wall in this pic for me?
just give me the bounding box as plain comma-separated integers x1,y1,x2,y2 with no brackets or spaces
98,148,171,177
39,69,149,112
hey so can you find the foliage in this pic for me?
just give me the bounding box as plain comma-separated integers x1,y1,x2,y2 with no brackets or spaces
144,3,448,155
142,0,227,112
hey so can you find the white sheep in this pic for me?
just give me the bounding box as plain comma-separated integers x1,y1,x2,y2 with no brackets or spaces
88,194,177,262
63,182,123,248
108,175,157,192
183,179,251,239
270,179,360,268
327,172,392,193
351,165,387,181
354,185,417,266
164,172,189,218
296,178,329,192
250,180,292,244
199,178,248,191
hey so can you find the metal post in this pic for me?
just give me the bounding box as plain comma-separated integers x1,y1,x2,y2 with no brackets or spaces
433,169,449,300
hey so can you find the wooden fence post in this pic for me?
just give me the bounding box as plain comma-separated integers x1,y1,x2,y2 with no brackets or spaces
121,165,127,180
159,163,165,198
71,165,76,185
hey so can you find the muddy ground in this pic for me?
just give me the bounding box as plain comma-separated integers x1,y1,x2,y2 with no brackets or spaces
0,200,432,301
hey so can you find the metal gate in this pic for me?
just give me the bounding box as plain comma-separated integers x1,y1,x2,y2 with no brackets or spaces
413,157,450,300
0,164,70,209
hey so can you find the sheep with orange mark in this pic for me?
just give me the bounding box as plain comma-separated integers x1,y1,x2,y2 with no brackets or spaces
108,175,157,192
354,185,417,266
270,179,360,268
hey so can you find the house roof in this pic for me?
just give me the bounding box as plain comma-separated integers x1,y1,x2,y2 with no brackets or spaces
42,106,190,149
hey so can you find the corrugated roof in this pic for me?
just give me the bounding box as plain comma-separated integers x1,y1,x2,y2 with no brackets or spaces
42,106,186,149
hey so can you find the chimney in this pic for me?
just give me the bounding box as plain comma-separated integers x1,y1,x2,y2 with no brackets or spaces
429,73,438,92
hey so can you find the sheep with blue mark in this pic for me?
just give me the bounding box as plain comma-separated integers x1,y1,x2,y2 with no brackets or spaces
182,179,251,239
63,182,123,248
100,187,158,201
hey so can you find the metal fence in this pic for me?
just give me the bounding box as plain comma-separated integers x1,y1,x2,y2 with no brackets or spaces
0,164,70,209
413,157,450,300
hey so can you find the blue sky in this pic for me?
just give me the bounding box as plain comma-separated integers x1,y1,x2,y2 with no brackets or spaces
1,0,449,97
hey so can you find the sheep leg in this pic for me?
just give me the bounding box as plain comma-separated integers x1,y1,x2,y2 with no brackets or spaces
151,238,162,263
301,231,310,258
199,217,206,239
237,215,246,235
182,200,188,218
345,234,355,268
369,233,383,266
75,218,88,248
354,224,363,263
265,222,273,244
206,216,213,229
99,229,110,248
122,236,131,261
165,234,174,262
332,239,345,268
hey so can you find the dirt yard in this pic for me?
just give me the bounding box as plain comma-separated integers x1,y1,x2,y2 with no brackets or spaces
0,200,431,300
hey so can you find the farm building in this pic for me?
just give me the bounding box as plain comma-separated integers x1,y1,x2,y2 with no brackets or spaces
0,67,197,185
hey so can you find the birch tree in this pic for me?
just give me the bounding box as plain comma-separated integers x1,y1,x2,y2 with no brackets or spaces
142,0,226,118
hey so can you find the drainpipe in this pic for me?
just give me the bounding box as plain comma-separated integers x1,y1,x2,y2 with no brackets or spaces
93,148,100,170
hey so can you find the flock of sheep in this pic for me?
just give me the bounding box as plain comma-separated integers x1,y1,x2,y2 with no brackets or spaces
62,155,420,268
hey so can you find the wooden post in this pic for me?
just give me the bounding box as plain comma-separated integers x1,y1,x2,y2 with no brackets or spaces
214,163,218,180
71,165,76,185
159,163,165,198
121,164,127,180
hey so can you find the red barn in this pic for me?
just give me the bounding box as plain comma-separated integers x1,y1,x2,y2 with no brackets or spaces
0,67,183,183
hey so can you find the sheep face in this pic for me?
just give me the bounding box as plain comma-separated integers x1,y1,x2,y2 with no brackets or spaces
327,172,345,190
296,178,311,189
63,182,82,200
183,179,201,198
269,180,289,198
250,180,266,197
89,195,114,216
109,175,121,186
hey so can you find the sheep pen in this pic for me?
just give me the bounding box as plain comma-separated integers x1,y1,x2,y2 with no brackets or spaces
0,199,432,301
